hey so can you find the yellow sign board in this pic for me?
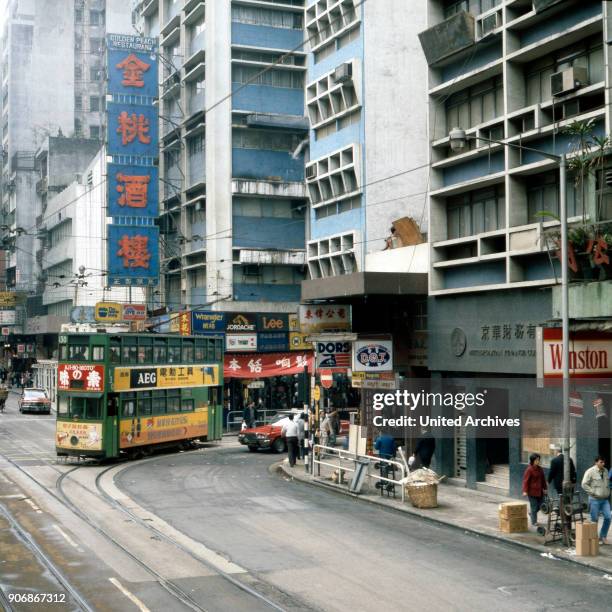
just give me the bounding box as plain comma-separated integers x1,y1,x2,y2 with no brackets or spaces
290,332,312,351
56,421,103,451
0,292,19,307
95,302,123,322
120,411,208,448
114,364,220,392
313,385,321,402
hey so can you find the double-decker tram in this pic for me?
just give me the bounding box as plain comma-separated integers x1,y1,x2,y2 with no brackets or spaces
56,332,224,460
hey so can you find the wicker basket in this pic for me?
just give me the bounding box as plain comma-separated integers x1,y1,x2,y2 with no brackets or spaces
405,482,438,508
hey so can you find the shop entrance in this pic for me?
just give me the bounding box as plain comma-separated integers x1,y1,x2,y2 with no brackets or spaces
478,388,509,491
597,400,611,466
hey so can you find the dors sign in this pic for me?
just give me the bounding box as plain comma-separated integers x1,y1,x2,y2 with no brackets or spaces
316,341,351,369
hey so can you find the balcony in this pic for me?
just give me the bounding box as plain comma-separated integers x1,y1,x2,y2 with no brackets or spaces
533,0,566,11
553,280,612,319
246,113,309,131
418,11,475,67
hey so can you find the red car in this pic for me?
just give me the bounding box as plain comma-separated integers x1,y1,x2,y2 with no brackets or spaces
238,411,350,453
19,388,52,415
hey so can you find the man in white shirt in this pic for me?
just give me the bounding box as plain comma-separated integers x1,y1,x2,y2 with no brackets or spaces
281,413,299,467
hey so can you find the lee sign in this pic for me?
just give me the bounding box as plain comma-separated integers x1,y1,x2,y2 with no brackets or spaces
538,328,612,378
352,339,393,372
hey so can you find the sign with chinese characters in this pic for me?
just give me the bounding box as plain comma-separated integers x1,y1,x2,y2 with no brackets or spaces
58,364,105,392
352,339,393,372
257,314,289,332
179,312,191,336
192,311,225,334
107,224,160,286
56,422,103,451
113,364,219,392
119,412,208,449
225,313,257,333
106,33,159,290
108,164,158,218
95,302,123,322
0,310,16,325
538,328,612,378
226,334,257,352
315,341,351,370
224,352,313,378
298,305,351,334
258,332,289,353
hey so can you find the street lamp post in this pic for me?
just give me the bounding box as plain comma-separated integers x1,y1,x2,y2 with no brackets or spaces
448,128,571,488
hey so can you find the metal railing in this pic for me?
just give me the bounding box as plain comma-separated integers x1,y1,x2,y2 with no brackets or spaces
312,445,406,502
225,409,280,432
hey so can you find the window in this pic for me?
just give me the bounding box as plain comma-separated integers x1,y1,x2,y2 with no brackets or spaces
89,125,100,139
167,394,180,413
154,340,167,362
168,344,181,363
447,186,505,239
152,391,166,414
527,173,585,221
443,0,500,19
75,8,83,23
122,398,135,417
181,398,194,412
446,77,503,132
232,129,295,151
75,65,83,80
110,339,121,363
188,134,204,155
138,392,152,416
232,65,303,89
75,94,83,111
90,67,102,81
92,346,104,361
68,344,89,360
122,342,138,364
182,339,195,363
58,396,68,414
525,39,604,106
231,5,302,29
90,10,101,25
69,397,101,419
90,96,100,111
89,37,102,52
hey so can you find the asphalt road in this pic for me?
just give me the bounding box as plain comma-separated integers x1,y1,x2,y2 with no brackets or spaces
117,444,612,612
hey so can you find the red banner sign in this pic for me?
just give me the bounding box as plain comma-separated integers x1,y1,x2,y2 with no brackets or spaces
224,352,313,379
58,364,105,392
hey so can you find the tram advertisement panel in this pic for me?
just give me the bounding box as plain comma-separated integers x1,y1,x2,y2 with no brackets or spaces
58,364,105,392
56,422,103,451
119,412,208,448
113,364,219,391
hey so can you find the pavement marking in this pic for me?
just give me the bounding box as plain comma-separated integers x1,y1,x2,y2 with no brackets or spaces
24,498,43,513
0,494,25,499
109,578,151,612
53,524,79,549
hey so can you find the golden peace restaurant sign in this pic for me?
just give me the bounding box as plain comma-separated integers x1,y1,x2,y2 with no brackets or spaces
114,364,219,392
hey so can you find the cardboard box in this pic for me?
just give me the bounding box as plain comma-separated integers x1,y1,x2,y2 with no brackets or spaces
575,521,598,541
591,537,600,556
576,538,592,556
498,502,528,519
499,516,528,533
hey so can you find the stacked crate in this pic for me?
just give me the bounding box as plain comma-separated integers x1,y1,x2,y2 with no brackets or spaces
575,522,599,556
498,502,528,533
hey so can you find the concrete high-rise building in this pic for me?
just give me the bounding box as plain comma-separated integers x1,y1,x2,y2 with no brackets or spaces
0,0,133,293
135,0,308,314
420,0,612,494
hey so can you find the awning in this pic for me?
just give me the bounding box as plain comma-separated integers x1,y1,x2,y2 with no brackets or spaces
224,352,313,379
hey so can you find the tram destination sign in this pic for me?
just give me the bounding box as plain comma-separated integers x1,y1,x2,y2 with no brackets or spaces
114,364,220,391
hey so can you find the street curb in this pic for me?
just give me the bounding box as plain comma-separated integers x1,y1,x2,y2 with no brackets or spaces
274,462,612,575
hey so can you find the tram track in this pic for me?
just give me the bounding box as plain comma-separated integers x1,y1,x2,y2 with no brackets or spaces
0,445,288,612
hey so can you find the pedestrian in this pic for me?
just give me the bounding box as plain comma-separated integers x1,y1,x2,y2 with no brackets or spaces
522,453,547,526
296,412,306,460
281,413,299,467
582,455,611,544
242,401,255,428
415,427,436,468
320,411,333,449
374,433,396,460
547,445,576,495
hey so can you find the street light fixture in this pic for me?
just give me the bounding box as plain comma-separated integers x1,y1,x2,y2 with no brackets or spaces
448,127,571,491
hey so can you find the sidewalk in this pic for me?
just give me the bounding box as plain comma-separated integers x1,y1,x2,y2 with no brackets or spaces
278,458,612,574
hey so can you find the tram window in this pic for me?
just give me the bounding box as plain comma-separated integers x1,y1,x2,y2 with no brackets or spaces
153,340,166,362
122,399,135,417
195,340,206,362
84,399,101,419
110,339,121,363
182,340,194,363
152,392,166,414
122,343,138,364
167,395,180,413
60,345,69,360
70,398,85,418
92,346,105,361
143,345,153,363
58,396,68,414
138,398,152,416
137,346,146,364
181,398,194,412
68,344,89,360
168,346,181,363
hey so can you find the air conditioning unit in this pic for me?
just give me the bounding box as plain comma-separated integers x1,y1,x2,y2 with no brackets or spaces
333,62,352,84
181,278,187,291
194,201,204,212
550,66,588,97
305,165,316,180
478,12,500,38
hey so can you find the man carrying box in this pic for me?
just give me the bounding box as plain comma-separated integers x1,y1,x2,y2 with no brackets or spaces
581,456,611,545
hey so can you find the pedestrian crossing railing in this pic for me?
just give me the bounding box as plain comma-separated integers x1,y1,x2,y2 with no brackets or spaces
312,444,406,502
225,409,279,432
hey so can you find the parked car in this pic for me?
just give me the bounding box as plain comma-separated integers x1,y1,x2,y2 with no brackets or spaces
238,410,350,453
19,388,52,415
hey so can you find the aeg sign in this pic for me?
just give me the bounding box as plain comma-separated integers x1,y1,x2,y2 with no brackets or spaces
315,341,351,370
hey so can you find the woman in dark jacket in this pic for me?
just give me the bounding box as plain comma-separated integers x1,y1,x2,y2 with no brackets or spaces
522,453,548,526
